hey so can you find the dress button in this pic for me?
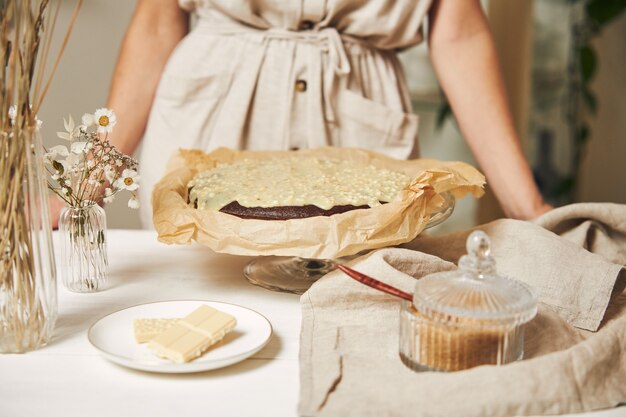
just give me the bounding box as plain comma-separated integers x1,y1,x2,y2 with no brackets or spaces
299,20,315,31
295,80,307,93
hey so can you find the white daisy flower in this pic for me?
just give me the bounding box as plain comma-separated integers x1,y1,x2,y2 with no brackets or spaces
127,194,140,209
93,108,117,133
103,188,115,204
82,113,95,127
115,159,123,167
114,169,139,191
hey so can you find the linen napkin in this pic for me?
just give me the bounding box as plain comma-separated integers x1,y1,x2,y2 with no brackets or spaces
299,203,626,417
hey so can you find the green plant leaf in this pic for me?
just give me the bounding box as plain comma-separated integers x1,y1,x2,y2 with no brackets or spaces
555,176,576,198
577,125,590,144
52,160,64,174
587,0,626,26
436,101,453,130
582,88,598,114
579,45,597,83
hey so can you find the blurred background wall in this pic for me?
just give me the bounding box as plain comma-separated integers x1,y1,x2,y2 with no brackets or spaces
529,0,626,207
39,0,626,230
578,10,626,203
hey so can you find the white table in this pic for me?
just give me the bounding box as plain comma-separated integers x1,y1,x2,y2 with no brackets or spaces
1,230,624,417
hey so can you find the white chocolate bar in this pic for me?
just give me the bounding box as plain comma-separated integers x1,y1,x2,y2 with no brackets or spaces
147,305,237,363
133,319,179,343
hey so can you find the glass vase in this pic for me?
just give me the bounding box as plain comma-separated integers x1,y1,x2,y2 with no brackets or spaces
0,128,58,353
58,203,108,292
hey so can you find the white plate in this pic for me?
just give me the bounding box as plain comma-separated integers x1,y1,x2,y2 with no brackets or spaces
87,300,272,373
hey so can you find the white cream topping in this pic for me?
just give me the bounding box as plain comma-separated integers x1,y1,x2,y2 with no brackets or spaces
188,157,409,211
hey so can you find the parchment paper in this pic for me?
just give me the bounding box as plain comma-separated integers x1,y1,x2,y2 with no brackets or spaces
152,147,484,259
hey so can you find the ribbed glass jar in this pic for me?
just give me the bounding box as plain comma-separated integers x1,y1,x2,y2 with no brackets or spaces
58,202,108,292
399,300,528,372
399,231,537,372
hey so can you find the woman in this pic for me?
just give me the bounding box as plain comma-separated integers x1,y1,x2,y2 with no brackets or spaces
59,0,550,227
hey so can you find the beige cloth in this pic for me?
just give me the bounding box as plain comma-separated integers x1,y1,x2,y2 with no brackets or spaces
299,203,626,417
139,0,433,226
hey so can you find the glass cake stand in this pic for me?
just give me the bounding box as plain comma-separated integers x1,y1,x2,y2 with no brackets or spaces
243,192,456,294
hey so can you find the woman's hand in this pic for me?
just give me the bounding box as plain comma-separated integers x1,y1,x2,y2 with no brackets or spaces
531,202,554,220
48,195,66,229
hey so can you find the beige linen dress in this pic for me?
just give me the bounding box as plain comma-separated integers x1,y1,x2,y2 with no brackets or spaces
139,0,433,226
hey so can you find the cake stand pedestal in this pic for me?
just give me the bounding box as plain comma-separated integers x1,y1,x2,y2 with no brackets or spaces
244,257,337,294
243,192,455,295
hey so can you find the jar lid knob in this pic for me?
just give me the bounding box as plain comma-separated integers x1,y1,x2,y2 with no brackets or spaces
459,230,496,277
467,230,491,258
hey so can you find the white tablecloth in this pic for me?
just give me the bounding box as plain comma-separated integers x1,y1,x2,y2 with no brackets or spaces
0,230,624,417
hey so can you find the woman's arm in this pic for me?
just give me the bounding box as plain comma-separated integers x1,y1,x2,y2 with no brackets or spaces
50,0,188,228
106,0,189,155
428,0,550,220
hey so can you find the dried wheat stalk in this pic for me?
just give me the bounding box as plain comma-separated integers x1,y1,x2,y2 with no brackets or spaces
1,0,82,352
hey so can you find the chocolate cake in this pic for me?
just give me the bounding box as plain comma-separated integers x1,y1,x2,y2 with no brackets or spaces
192,200,371,220
187,156,409,220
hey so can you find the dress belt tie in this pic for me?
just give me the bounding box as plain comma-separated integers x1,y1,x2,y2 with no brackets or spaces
262,26,352,76
261,26,354,124
194,21,367,125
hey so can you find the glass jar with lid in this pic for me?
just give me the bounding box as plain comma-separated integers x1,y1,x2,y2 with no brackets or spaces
399,231,537,372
